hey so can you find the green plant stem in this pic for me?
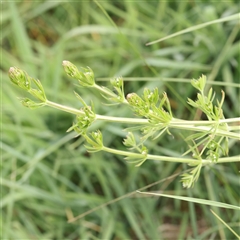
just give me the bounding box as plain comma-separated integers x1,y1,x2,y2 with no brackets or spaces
102,147,240,164
96,77,240,88
93,84,116,98
228,126,240,131
212,156,240,163
103,146,199,163
46,100,85,116
96,114,147,124
146,155,240,164
93,83,128,104
45,100,240,139
172,118,240,124
46,99,239,125
169,123,239,139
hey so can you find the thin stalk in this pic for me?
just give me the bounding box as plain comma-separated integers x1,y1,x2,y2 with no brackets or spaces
46,100,84,116
172,118,240,125
93,84,117,98
93,83,129,104
213,156,240,163
95,114,147,124
228,126,240,131
45,100,240,139
148,155,240,164
96,77,240,88
169,124,240,139
103,146,199,164
46,99,146,123
102,147,240,164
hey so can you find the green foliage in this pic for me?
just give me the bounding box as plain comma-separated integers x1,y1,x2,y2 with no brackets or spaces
2,1,240,239
8,62,240,189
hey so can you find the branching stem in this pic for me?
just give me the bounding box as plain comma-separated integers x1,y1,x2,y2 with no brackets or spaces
45,100,240,139
103,146,240,164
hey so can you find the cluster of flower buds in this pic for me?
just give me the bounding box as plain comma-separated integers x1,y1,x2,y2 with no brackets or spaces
62,60,95,87
126,92,148,116
8,67,47,107
76,106,95,133
126,90,172,125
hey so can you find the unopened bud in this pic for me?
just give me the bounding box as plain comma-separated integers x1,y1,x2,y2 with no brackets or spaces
111,77,123,88
8,67,31,90
62,60,81,79
126,93,144,107
62,60,95,87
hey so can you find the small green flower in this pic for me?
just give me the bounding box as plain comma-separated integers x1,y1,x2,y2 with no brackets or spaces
8,67,31,91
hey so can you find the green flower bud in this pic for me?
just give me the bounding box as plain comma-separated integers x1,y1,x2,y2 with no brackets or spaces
75,106,96,134
82,67,95,86
62,60,95,87
207,150,219,162
62,60,81,79
91,130,103,147
126,93,144,107
8,67,31,91
207,141,217,150
110,77,123,88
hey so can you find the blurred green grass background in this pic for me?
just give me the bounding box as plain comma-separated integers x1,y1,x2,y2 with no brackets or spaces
1,1,239,239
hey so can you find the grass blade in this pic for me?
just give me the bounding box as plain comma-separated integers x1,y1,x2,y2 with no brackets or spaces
146,13,240,45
